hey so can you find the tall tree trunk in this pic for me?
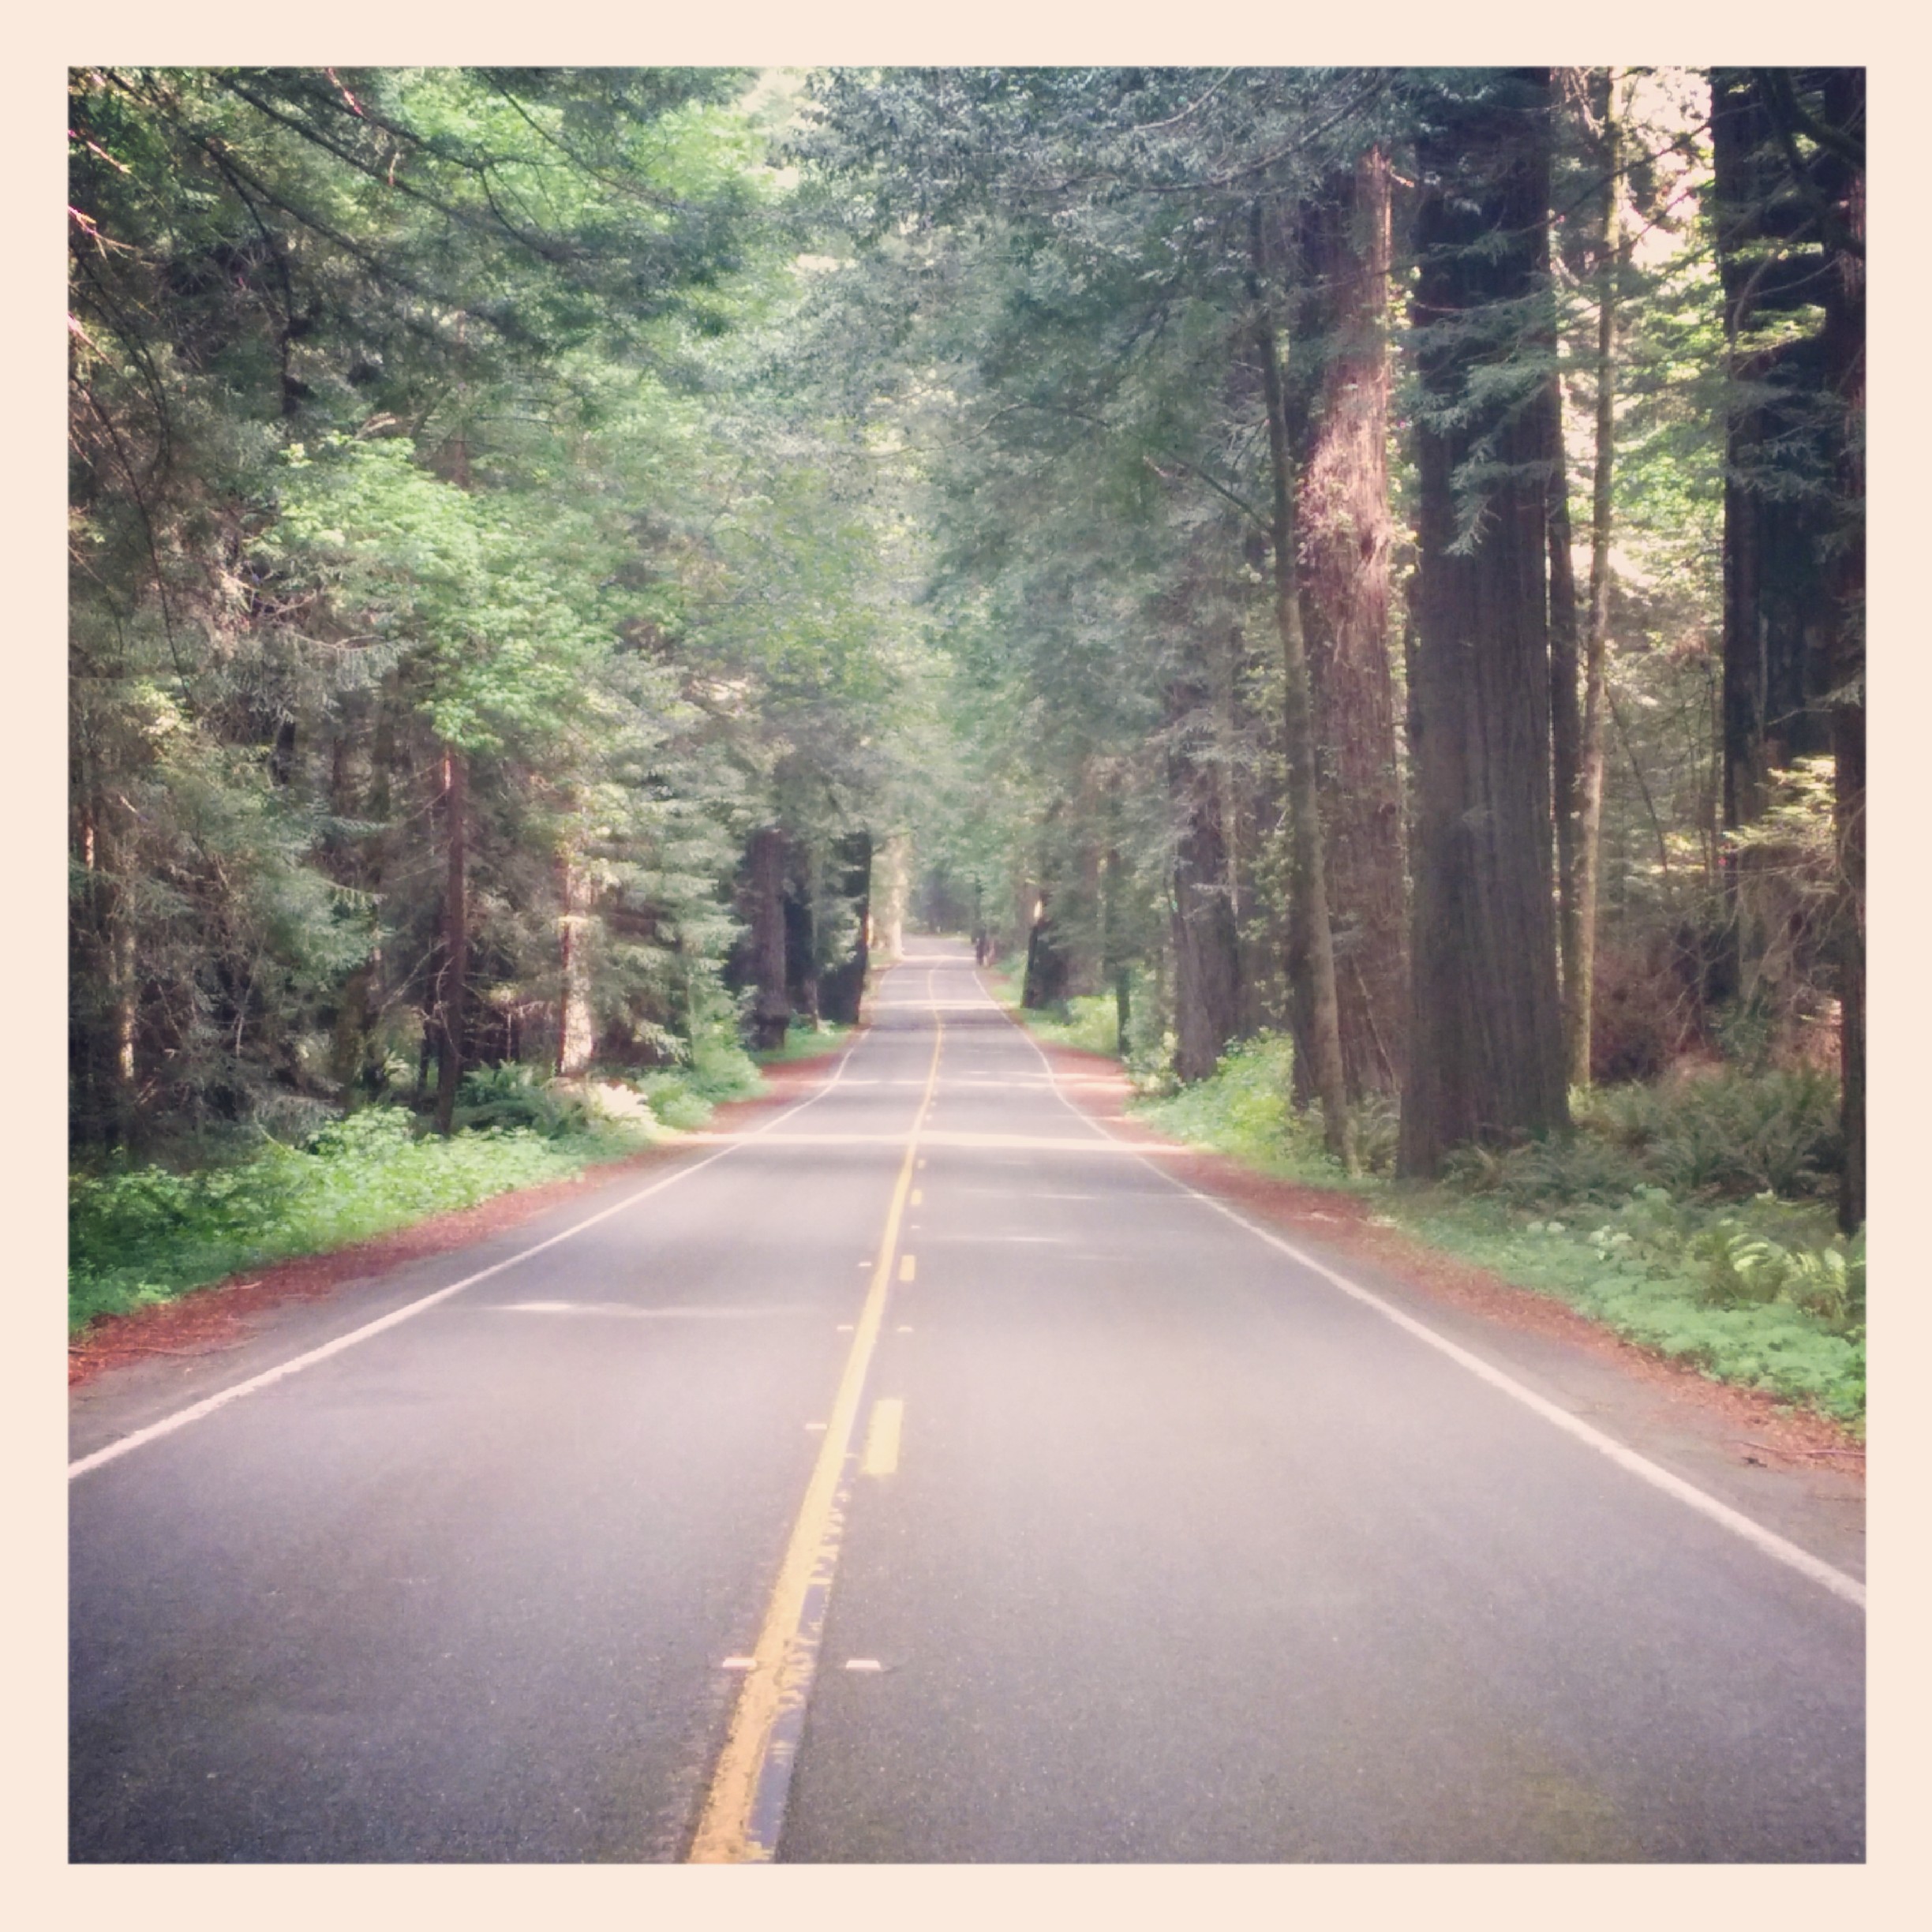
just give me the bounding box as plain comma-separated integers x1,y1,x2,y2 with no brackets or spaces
557,848,595,1076
1547,383,1583,1062
1567,69,1625,1091
1104,846,1132,1058
1712,72,1840,828
327,695,384,1100
1252,202,1354,1170
1713,69,1860,1168
1168,710,1242,1084
746,824,791,1050
785,842,821,1028
818,829,872,1025
874,833,910,962
1809,69,1865,1230
1298,144,1407,1099
1022,892,1070,1009
1399,69,1570,1178
106,822,139,1149
1544,123,1584,1081
433,744,467,1137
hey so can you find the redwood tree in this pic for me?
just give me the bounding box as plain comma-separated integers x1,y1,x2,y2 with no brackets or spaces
1712,67,1865,1228
1297,144,1407,1097
1398,69,1570,1177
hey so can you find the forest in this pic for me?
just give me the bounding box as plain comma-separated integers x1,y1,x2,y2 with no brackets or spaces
67,67,1865,1416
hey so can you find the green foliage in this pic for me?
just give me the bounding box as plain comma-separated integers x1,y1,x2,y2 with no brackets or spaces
451,1065,595,1138
1019,994,1122,1060
1578,1068,1843,1199
1397,1189,1863,1425
1692,1218,1864,1327
754,1020,855,1067
68,1109,643,1334
1138,1035,1335,1175
1443,1069,1843,1206
1125,1047,1863,1425
1132,1033,1400,1179
629,1025,764,1126
70,64,913,1158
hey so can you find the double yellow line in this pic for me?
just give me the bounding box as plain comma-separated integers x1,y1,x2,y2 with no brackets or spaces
687,995,944,1863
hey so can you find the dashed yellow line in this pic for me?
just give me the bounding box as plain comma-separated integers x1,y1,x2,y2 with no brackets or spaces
687,982,942,1864
860,1398,904,1477
898,1253,916,1283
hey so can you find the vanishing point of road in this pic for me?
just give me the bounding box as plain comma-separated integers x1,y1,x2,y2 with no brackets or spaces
69,942,1863,1862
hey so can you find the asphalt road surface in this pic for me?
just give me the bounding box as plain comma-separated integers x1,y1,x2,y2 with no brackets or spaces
69,943,1864,1862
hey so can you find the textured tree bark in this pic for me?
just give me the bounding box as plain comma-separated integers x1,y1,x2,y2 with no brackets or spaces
784,844,821,1028
1713,68,1863,1225
86,797,142,1147
1252,203,1355,1169
1101,829,1131,1059
433,744,467,1137
1298,145,1407,1098
818,829,872,1025
746,824,791,1050
110,870,139,1148
1546,376,1583,1069
1543,89,1583,1081
874,834,910,962
1713,69,1839,839
1567,70,1625,1091
1021,895,1070,1009
557,850,596,1076
1813,69,1864,1231
1399,70,1570,1178
1168,726,1242,1084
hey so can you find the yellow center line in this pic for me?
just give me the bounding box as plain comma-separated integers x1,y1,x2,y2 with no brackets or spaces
860,1398,904,1477
686,973,943,1863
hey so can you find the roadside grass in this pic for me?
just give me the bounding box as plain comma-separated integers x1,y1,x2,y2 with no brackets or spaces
985,965,1126,1060
68,1028,819,1336
1002,1008,1863,1431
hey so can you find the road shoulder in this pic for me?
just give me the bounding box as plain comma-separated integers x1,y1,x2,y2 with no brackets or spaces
67,1046,852,1444
1034,1038,1866,1582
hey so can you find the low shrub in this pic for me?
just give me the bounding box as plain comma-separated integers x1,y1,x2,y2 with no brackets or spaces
69,1103,641,1334
1574,1066,1842,1200
1138,1034,1335,1174
1024,993,1122,1060
1443,1129,1649,1208
1408,1189,1865,1423
452,1064,596,1138
1351,1091,1402,1178
69,1026,786,1338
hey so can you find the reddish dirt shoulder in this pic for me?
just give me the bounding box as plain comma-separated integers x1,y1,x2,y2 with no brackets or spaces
1036,1040,1864,1475
67,1050,845,1390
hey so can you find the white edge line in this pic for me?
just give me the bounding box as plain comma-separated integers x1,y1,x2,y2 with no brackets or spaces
69,1004,877,1481
990,970,1866,1614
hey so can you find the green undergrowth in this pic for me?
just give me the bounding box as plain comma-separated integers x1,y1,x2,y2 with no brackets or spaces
1123,1032,1863,1430
69,1110,633,1335
1017,992,1121,1058
69,1036,778,1335
992,969,1156,1069
754,1019,854,1067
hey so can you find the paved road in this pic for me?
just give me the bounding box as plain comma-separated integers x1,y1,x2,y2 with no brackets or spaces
69,944,1863,1861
